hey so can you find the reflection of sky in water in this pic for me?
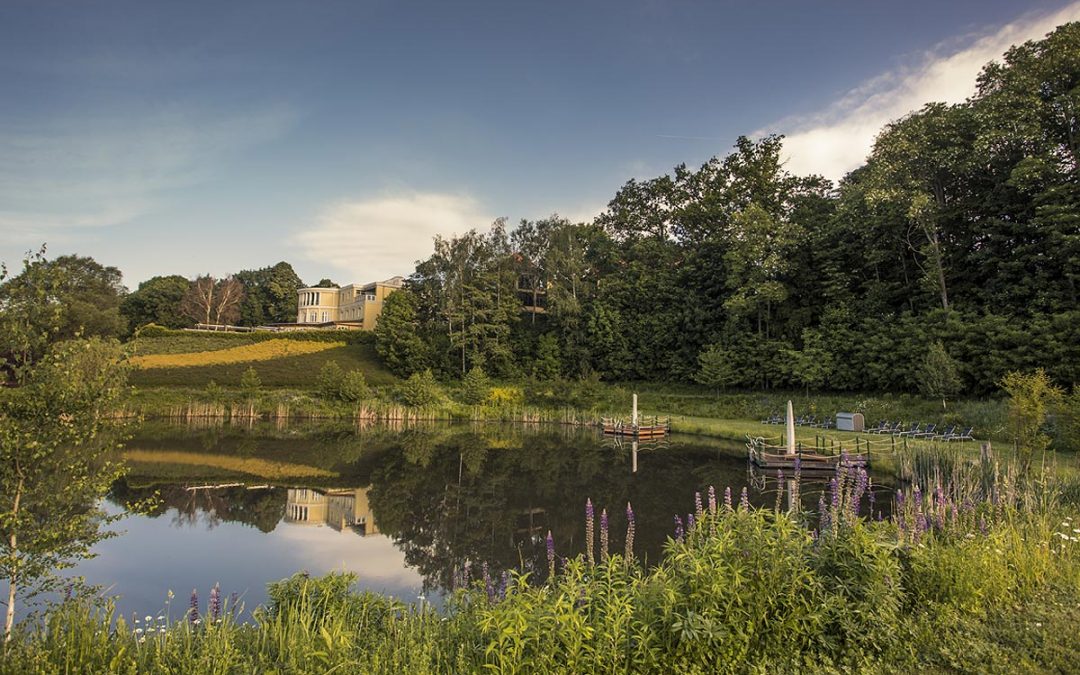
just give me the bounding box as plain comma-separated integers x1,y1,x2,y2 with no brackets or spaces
70,501,423,621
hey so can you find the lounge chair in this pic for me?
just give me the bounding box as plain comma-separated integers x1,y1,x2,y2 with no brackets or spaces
946,427,975,442
865,420,887,434
761,413,781,425
885,421,905,435
912,423,937,438
819,417,835,430
898,422,923,437
933,425,957,441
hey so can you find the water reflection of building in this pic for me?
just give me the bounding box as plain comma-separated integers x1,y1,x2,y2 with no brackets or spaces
285,488,379,536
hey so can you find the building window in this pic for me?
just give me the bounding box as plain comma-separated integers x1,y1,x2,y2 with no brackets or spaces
322,311,329,323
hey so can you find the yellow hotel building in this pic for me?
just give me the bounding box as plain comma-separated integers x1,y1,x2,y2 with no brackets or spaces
296,276,404,330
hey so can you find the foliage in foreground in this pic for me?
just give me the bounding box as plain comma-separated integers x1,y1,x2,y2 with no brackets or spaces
6,460,1080,674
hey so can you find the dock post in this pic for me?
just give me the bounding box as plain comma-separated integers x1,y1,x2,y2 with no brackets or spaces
632,393,638,427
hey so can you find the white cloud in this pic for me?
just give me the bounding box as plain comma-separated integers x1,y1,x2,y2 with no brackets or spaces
0,105,295,244
297,192,493,282
768,3,1080,180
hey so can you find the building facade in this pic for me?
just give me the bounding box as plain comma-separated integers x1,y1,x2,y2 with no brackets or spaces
295,277,404,329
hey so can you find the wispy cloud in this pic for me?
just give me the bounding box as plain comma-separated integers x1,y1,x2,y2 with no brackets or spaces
296,192,493,282
0,105,295,245
767,3,1080,180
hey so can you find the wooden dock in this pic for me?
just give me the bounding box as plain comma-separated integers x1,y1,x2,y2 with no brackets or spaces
746,435,869,471
601,417,670,439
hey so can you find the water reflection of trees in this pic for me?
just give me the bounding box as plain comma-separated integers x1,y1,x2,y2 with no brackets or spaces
365,426,754,590
118,421,785,591
109,480,287,533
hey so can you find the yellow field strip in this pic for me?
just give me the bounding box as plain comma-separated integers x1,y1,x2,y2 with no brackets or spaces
130,339,342,369
122,449,337,479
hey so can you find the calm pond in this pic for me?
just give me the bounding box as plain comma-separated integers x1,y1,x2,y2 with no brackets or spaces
68,420,893,621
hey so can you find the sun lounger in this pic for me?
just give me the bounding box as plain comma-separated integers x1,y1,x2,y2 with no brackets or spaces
912,423,937,438
898,422,923,437
933,425,957,441
946,427,974,442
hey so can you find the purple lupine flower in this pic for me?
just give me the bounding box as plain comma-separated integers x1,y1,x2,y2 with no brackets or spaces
774,470,785,513
687,512,696,535
829,477,841,518
483,562,493,602
546,530,556,579
694,492,704,519
188,589,199,625
600,509,609,562
724,487,733,511
674,514,685,543
852,469,868,522
818,494,829,533
625,502,636,562
209,583,221,622
500,571,510,599
739,487,749,511
63,584,73,601
462,561,471,588
707,486,717,516
585,498,595,566
978,515,988,536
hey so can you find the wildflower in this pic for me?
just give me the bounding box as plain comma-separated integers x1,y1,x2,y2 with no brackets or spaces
585,499,595,566
625,502,636,561
674,515,685,543
546,530,556,579
687,512,696,534
739,487,749,511
724,487,732,511
600,509,609,562
707,486,717,516
188,589,199,625
694,492,704,518
483,562,493,601
209,583,221,622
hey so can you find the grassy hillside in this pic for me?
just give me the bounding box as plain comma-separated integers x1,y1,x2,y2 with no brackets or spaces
128,332,397,387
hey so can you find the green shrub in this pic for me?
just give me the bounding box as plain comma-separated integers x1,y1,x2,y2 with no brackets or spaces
399,369,441,407
317,360,345,399
459,366,490,405
240,367,262,394
338,370,370,402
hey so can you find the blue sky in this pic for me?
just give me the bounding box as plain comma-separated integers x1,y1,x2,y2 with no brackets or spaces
1,0,1078,286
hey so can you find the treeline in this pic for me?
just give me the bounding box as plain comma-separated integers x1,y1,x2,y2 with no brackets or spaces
376,23,1080,395
0,252,319,343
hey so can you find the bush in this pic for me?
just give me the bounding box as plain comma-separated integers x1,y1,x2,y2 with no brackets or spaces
240,367,261,394
338,370,370,402
399,369,442,407
487,386,524,407
459,366,491,405
318,360,345,399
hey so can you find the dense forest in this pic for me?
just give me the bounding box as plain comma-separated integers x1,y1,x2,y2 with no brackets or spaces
2,24,1078,397
377,22,1080,395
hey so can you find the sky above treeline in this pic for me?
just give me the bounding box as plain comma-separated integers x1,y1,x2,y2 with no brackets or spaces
1,0,1078,287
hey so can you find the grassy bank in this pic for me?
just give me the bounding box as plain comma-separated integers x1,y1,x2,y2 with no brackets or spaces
7,461,1080,673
